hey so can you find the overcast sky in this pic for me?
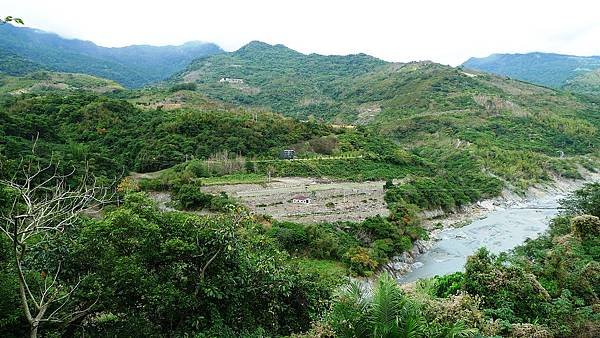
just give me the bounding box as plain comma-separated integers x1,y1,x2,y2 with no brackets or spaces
4,0,600,65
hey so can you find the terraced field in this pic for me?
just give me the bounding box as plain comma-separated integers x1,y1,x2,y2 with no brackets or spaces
202,177,389,223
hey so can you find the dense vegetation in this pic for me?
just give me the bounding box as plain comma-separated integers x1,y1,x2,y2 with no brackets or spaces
0,193,335,337
0,91,329,178
295,183,600,337
462,52,600,94
0,24,223,87
173,43,600,125
171,41,388,121
1,37,600,337
0,50,43,76
170,42,599,195
2,177,598,337
0,71,123,95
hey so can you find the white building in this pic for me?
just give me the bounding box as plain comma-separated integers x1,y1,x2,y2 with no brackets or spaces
219,77,244,84
291,195,311,204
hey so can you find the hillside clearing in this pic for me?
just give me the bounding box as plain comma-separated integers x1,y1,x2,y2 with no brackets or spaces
202,177,389,223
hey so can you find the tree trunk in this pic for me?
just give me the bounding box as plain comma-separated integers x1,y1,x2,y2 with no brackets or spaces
30,323,38,338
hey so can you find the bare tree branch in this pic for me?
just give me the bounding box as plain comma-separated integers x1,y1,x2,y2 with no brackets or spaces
0,153,115,338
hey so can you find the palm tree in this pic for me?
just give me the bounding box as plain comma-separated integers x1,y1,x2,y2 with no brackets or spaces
329,273,425,338
329,273,478,338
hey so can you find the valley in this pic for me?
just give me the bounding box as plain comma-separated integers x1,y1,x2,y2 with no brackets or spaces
1,18,599,338
205,177,389,223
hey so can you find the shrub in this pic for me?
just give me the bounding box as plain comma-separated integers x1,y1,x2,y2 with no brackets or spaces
117,177,140,193
169,82,197,92
570,214,600,240
186,160,210,178
269,222,310,254
432,272,465,298
208,192,236,212
173,183,212,210
561,183,600,217
345,247,378,275
509,323,552,338
305,225,342,259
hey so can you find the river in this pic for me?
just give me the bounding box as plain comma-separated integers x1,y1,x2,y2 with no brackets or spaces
398,193,566,283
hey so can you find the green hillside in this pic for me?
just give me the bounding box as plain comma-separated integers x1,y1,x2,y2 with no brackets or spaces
1,43,600,337
0,71,123,95
171,41,387,122
0,24,223,87
564,68,600,94
0,49,43,75
170,43,599,189
462,52,600,93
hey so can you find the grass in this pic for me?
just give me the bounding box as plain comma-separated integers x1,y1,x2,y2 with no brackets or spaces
295,258,348,285
198,173,268,186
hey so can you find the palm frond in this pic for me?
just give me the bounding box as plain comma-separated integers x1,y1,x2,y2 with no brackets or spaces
370,273,406,337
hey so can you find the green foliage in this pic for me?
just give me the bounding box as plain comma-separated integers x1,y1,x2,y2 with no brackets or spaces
326,273,479,338
564,69,600,94
0,51,43,76
456,184,600,336
0,237,27,337
173,183,213,210
172,184,237,212
1,16,23,25
268,214,427,276
0,193,333,336
382,149,503,213
431,272,465,298
0,24,223,87
329,274,425,338
463,248,551,323
561,182,600,217
174,41,386,121
0,92,329,177
570,215,600,240
169,82,197,92
463,52,600,91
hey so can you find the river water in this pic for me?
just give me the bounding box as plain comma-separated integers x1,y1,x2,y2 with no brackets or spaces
398,194,565,283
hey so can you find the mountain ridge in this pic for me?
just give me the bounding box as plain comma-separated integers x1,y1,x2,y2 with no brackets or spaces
0,24,224,87
462,52,600,93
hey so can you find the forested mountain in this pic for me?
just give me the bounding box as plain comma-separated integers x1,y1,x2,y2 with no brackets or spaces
170,41,388,121
170,42,599,182
172,42,600,128
0,49,43,75
0,24,223,87
462,52,600,94
1,36,599,337
0,71,123,95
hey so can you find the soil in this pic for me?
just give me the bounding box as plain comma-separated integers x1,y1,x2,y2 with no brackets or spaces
202,177,389,223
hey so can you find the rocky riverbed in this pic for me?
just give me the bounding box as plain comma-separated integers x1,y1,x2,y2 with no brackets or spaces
388,172,600,283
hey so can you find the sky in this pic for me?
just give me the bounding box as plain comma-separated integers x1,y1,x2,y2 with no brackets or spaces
4,0,600,65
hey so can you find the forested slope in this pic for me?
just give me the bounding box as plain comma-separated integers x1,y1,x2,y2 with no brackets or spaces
0,24,223,87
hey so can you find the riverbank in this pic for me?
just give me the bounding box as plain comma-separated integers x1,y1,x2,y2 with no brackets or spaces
386,170,600,282
423,170,600,231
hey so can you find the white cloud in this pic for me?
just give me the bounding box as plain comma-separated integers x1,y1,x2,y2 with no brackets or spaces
3,0,600,65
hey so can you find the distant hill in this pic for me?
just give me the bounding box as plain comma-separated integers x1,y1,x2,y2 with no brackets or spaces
172,42,600,132
0,71,123,95
462,52,600,93
170,41,388,122
0,49,44,75
0,24,223,87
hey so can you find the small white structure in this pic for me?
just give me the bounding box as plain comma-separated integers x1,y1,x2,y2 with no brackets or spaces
219,77,244,84
291,195,311,204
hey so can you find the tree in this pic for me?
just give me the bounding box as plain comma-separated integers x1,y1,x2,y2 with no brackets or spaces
0,156,111,338
560,182,600,217
1,16,24,25
329,273,426,338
